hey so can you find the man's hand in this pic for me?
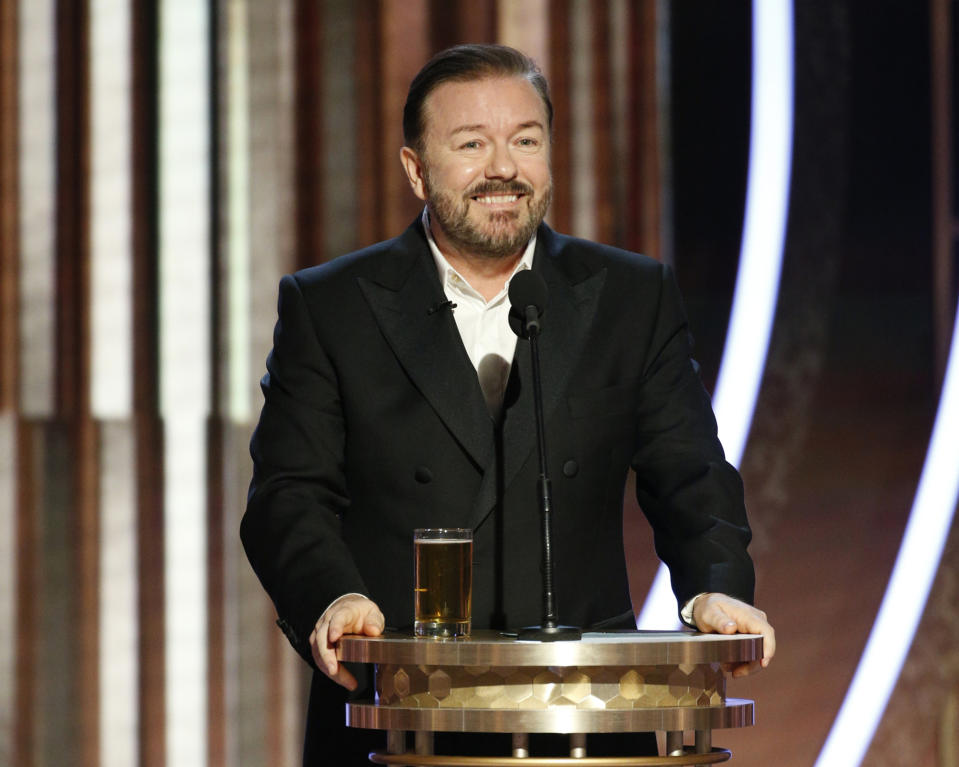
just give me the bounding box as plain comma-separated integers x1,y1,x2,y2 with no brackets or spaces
309,594,385,690
692,593,776,678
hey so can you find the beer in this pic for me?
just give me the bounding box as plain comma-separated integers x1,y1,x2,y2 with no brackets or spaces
413,529,472,638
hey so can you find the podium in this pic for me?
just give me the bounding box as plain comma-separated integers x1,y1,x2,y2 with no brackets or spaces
338,630,760,765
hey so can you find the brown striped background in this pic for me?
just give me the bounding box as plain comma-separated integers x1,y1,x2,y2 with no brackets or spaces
0,2,956,767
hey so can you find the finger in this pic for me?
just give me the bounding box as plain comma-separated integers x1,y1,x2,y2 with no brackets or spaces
310,636,325,670
326,610,347,644
702,604,737,634
329,663,358,691
310,621,340,679
760,625,776,665
753,624,775,664
316,612,366,691
362,607,386,636
319,644,338,677
312,642,357,691
327,604,363,644
730,660,763,678
733,609,776,663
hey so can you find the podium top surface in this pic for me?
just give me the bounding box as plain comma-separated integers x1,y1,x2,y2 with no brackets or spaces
337,630,762,667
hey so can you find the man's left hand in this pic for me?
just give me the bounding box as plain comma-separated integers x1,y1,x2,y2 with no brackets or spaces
692,593,775,678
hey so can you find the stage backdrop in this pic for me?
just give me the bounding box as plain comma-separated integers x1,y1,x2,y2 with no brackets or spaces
0,2,956,767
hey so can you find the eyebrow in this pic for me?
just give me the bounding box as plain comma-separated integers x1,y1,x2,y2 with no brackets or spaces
449,120,545,136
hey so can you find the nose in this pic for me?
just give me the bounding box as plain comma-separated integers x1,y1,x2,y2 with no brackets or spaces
486,141,518,179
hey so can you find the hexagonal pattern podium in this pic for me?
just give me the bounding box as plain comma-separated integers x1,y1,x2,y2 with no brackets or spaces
376,662,725,710
340,630,759,760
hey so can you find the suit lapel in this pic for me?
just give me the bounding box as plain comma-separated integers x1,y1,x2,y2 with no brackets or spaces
358,222,495,472
469,227,607,528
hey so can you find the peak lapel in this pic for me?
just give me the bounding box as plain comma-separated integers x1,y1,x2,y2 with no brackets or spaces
358,226,494,472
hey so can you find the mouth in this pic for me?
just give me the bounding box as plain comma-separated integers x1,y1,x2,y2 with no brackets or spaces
470,192,528,208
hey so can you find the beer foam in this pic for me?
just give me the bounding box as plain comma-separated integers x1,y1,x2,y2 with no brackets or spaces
417,538,470,544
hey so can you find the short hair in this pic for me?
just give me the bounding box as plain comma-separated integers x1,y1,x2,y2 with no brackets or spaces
403,44,553,153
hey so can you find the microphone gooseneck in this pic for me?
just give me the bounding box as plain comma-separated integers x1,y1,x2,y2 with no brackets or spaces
508,269,582,642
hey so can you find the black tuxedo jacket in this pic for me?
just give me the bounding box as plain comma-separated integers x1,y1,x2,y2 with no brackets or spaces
242,219,754,671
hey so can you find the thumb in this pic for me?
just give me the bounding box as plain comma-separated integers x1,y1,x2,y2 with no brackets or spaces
710,606,738,634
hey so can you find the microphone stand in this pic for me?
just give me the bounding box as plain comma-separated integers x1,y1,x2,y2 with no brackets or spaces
518,307,582,642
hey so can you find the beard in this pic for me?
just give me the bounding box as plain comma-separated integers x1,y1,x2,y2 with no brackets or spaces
424,173,552,261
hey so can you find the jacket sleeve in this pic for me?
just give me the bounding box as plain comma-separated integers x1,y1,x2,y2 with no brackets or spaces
631,264,755,611
241,273,368,667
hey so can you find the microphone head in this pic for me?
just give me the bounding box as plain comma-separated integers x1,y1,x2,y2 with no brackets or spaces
508,269,548,338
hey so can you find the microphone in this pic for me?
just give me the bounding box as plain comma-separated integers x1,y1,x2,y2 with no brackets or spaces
427,299,457,316
507,269,581,642
508,270,548,337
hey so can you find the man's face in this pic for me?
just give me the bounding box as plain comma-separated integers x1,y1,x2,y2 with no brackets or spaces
401,76,552,261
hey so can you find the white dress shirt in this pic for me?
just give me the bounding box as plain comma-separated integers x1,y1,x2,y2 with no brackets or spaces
422,208,536,420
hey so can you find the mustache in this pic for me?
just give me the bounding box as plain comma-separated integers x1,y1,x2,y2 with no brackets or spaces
465,181,534,198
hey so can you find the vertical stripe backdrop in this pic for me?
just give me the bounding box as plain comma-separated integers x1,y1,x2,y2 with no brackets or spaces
0,2,664,765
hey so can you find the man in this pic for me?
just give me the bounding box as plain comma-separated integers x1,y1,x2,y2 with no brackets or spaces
242,44,775,764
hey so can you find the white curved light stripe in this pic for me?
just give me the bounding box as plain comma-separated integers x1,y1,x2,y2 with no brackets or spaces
815,306,959,767
637,0,794,630
710,0,794,467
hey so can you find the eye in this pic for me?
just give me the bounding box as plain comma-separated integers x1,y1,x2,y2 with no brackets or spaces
459,139,482,150
516,136,540,148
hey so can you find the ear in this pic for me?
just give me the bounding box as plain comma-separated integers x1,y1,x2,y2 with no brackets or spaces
400,146,428,202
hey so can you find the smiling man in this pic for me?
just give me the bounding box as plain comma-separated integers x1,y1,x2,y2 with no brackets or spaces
242,44,775,765
400,74,553,292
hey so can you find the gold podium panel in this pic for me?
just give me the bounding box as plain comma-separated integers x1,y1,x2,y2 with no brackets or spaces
338,631,761,765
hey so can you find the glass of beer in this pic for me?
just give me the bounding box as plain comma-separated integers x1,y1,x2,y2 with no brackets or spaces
413,528,472,638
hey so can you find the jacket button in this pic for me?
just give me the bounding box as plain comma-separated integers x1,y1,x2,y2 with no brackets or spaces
414,466,433,484
562,460,578,478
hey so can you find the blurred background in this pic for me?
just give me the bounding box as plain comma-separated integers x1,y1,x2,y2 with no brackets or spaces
0,1,957,766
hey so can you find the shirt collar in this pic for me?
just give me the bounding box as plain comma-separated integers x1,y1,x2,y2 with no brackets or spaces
421,208,536,298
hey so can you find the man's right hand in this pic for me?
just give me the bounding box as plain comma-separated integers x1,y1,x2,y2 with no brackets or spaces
309,594,385,690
